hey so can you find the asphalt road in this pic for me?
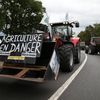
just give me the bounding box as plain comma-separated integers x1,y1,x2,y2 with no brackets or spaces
0,51,89,100
59,53,100,100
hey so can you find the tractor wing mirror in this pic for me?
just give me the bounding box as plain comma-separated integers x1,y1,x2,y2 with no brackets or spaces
75,22,79,27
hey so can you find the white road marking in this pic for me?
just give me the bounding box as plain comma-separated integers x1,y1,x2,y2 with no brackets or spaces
48,52,87,100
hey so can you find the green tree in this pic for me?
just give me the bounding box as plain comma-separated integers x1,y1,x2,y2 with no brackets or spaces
78,25,93,44
78,24,100,44
0,0,44,34
93,24,100,36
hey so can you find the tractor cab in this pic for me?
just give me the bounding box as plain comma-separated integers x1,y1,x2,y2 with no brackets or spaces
50,21,79,41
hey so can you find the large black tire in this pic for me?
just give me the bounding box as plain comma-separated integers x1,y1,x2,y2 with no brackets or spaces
74,45,81,64
58,45,74,72
88,45,95,54
85,45,89,54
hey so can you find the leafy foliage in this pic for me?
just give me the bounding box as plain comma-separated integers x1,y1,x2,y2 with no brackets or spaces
78,24,100,44
0,0,44,34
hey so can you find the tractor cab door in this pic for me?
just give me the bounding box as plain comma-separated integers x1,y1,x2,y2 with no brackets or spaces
50,23,68,41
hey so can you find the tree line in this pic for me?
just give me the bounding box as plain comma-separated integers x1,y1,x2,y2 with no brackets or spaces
78,24,100,44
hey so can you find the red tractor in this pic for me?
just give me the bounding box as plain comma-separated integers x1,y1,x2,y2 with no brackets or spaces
50,21,81,72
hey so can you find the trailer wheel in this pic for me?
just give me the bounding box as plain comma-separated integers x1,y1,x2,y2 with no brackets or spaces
58,45,74,72
74,45,81,64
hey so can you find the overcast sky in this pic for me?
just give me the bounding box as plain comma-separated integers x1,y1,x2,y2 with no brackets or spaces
41,0,100,33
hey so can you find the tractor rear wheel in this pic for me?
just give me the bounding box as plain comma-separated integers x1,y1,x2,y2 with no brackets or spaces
74,45,81,64
58,45,74,72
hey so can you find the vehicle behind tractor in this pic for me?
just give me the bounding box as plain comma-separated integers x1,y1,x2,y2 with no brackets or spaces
0,21,80,83
85,37,100,54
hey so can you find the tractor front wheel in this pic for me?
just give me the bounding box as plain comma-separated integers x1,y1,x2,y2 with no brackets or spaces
58,45,74,72
74,45,81,64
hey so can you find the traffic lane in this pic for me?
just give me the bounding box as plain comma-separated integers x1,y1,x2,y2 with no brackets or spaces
59,54,100,100
0,51,85,100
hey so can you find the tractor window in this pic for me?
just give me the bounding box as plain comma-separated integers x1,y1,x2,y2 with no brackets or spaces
51,25,68,39
92,37,100,43
68,26,73,36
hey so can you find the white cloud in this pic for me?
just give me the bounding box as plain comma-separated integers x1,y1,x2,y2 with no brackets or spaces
41,0,100,33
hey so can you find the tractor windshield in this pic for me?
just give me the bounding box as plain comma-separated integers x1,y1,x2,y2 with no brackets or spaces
51,25,68,39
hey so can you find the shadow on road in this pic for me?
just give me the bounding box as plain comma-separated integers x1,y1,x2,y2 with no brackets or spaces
0,78,51,100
